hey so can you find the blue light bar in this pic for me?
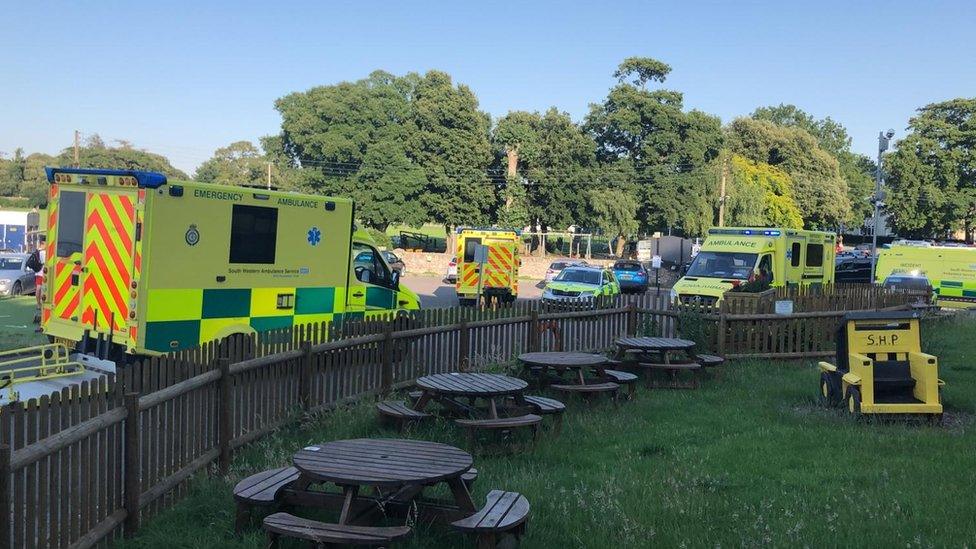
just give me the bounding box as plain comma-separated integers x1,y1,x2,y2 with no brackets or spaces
708,228,781,237
45,167,168,188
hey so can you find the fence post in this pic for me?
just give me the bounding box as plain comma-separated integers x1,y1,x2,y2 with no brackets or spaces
299,341,312,410
458,320,470,371
217,358,232,475
529,310,540,352
381,322,394,395
717,301,728,357
123,392,141,536
0,443,9,548
626,301,637,336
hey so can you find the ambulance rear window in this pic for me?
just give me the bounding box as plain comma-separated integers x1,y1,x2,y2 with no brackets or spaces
463,238,481,262
57,191,86,258
230,205,278,264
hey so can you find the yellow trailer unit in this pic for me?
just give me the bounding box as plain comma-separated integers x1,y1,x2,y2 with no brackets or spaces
40,167,418,358
455,227,520,306
818,311,943,417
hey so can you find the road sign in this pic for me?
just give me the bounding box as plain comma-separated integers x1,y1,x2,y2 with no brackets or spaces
473,243,489,264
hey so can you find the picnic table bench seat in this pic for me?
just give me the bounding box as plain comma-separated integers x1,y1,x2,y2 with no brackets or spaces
696,354,726,379
603,370,638,400
461,467,479,490
263,512,412,547
551,382,620,403
637,361,703,389
376,400,429,431
522,395,566,434
233,466,301,533
452,490,530,549
455,414,543,450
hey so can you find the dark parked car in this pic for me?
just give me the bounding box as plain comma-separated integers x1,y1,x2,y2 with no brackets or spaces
834,258,873,284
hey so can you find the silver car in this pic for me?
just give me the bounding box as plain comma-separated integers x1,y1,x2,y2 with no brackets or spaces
0,254,36,296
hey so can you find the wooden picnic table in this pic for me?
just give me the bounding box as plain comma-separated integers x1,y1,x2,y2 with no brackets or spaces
518,351,609,386
614,337,702,388
292,438,475,525
414,372,529,418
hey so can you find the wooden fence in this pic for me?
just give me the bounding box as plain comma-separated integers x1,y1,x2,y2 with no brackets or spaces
0,287,925,548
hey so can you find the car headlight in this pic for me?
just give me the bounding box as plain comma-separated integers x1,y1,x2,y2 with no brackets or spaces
542,289,554,297
578,290,595,297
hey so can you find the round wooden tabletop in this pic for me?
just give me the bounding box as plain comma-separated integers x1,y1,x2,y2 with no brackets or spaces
615,337,696,351
518,352,609,369
293,438,473,488
415,372,528,397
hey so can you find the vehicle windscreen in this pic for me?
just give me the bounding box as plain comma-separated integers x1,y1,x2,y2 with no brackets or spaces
884,276,930,290
554,269,601,285
0,258,22,270
685,252,757,280
614,263,642,272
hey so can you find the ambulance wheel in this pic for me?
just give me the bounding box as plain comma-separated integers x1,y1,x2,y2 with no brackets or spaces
846,387,862,415
819,373,840,406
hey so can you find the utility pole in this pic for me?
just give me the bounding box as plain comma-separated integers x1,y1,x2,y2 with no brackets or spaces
73,130,80,167
870,129,895,280
717,155,728,227
266,162,272,190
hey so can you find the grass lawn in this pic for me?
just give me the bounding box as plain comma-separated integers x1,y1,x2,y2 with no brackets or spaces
0,296,45,351
115,314,976,548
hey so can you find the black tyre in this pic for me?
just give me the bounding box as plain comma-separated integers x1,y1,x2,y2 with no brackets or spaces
819,373,833,406
846,387,862,415
11,282,22,296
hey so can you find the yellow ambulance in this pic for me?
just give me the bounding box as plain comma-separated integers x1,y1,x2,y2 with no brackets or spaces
454,227,520,306
875,244,976,308
671,227,836,305
40,167,419,358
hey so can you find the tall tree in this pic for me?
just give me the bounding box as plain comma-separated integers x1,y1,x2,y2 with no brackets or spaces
725,154,803,229
585,57,723,235
409,71,495,232
55,135,188,179
195,141,273,187
885,98,976,241
752,104,874,227
493,108,595,232
725,118,849,228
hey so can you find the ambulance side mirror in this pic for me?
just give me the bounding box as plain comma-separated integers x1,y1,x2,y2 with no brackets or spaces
391,270,400,290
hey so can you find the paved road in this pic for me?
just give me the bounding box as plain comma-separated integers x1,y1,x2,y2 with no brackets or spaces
401,274,545,308
400,274,664,308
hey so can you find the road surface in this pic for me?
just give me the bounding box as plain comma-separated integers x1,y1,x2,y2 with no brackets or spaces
400,274,664,308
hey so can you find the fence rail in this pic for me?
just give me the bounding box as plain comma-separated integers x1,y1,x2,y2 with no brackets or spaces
0,286,925,548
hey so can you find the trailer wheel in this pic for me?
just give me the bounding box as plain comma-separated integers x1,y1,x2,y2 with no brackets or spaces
846,387,862,415
819,373,838,406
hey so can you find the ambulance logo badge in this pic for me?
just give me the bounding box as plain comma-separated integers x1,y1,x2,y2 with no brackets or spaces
307,227,321,246
185,225,200,246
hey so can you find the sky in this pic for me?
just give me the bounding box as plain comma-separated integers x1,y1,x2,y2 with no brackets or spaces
1,0,974,174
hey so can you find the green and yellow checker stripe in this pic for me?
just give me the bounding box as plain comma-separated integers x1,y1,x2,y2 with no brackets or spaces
934,279,976,305
143,286,343,352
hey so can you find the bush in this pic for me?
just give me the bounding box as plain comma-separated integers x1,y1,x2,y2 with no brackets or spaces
365,227,392,249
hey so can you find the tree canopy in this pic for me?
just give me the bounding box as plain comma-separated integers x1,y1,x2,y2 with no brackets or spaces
6,60,964,244
885,98,976,241
725,118,849,229
752,104,874,227
585,57,723,235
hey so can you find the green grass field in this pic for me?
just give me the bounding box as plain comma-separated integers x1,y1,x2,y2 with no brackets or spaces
0,296,45,351
115,314,976,548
